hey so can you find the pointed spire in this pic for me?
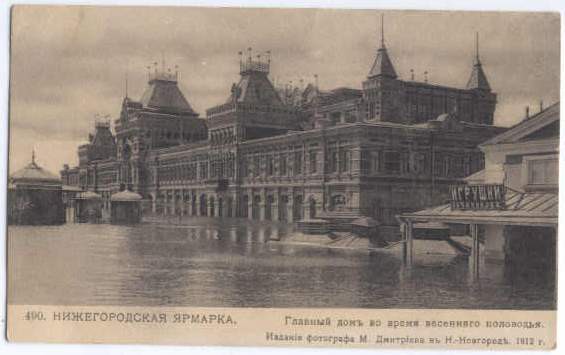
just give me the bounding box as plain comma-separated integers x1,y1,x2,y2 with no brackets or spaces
475,31,480,64
380,13,385,47
32,149,35,165
125,71,128,98
368,13,397,79
466,32,491,91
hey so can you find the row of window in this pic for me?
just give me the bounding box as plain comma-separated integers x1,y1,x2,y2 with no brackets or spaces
241,149,353,178
158,159,237,182
361,151,483,177
67,149,485,186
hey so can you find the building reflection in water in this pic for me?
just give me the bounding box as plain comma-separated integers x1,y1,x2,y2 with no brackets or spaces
7,220,556,309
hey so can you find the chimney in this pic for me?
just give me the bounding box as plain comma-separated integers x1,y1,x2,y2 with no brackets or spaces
525,106,530,119
539,100,544,112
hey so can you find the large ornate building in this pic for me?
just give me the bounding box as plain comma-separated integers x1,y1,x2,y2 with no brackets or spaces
61,28,505,231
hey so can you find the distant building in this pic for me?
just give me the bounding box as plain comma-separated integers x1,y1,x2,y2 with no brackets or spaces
399,102,558,266
61,26,505,234
9,152,65,225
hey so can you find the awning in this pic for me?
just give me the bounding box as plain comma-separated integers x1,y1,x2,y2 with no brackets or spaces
400,190,557,227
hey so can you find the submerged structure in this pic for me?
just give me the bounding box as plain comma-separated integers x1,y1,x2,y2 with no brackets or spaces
400,102,558,270
61,25,505,234
9,152,65,225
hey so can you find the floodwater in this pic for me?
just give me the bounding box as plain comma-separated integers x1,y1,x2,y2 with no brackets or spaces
8,218,556,309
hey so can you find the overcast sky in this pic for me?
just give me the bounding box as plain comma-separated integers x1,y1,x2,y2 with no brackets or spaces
9,6,560,174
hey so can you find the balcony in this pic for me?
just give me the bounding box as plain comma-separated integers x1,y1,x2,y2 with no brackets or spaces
449,184,506,210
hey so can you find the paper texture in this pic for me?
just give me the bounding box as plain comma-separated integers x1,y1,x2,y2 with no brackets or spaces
7,5,559,349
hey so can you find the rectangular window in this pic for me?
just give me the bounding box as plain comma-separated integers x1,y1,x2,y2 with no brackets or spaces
442,156,450,177
267,156,274,176
309,151,317,174
339,149,348,172
241,159,248,178
253,156,261,176
528,158,558,185
279,154,287,176
294,152,302,175
361,151,370,173
371,152,380,172
199,162,208,179
383,151,401,173
329,151,338,173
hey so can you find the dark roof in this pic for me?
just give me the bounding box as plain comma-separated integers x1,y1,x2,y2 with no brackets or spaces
466,59,491,91
227,71,283,106
140,79,197,114
368,45,397,79
481,102,559,146
10,157,61,184
91,124,115,147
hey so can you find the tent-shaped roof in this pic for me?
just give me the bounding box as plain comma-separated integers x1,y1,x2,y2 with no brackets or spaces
10,154,61,184
368,45,397,79
227,71,283,106
466,59,491,91
140,78,197,114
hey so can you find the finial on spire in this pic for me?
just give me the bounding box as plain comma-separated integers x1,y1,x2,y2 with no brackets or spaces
466,32,491,91
313,74,320,115
314,74,319,91
125,71,128,98
381,13,385,47
475,32,480,63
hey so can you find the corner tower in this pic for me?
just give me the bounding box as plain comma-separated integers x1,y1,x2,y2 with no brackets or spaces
465,33,497,124
114,63,207,191
362,15,403,123
206,49,299,145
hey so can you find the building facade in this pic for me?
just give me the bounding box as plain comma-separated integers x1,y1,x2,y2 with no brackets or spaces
61,30,505,233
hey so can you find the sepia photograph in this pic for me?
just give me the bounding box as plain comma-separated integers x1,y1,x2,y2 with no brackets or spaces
5,4,560,349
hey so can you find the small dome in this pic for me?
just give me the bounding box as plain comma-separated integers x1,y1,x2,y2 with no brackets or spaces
111,190,143,201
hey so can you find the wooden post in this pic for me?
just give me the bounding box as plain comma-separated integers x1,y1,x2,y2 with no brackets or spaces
402,222,407,262
401,220,414,267
406,220,414,267
470,223,480,280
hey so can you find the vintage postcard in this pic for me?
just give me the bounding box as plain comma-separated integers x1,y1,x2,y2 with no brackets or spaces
6,5,559,349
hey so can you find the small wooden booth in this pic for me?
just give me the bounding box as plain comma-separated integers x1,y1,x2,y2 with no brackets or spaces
110,190,143,224
74,191,103,223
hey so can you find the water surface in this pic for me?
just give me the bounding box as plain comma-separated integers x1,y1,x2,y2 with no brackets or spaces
8,218,556,309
